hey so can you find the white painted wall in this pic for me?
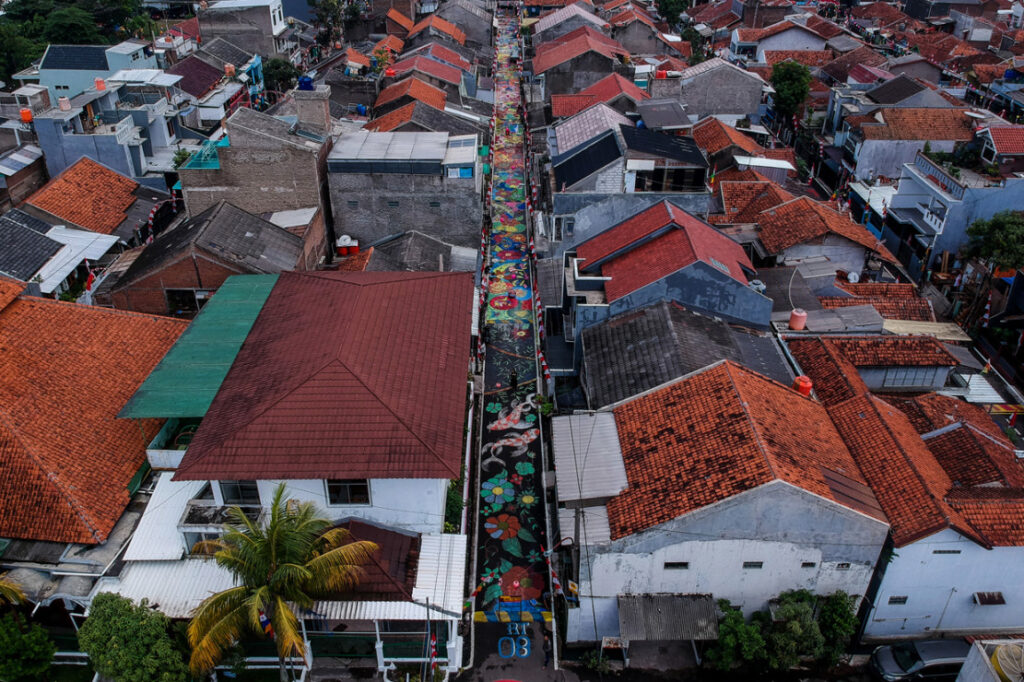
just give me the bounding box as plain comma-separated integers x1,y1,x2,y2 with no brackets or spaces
209,478,448,534
781,236,866,276
566,482,889,642
757,29,827,54
865,528,1024,640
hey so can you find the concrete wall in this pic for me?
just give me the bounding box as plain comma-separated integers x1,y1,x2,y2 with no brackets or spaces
106,250,242,315
199,4,280,60
296,207,328,271
757,29,826,54
535,15,603,44
329,171,482,248
34,118,135,179
611,22,659,55
436,6,492,47
567,160,624,192
568,481,888,642
648,75,682,101
855,139,955,181
0,158,46,212
543,52,618,95
864,528,1024,640
780,235,867,277
681,66,763,119
934,178,1024,269
209,477,448,534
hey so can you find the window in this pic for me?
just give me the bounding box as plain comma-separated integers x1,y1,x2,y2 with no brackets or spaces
387,201,399,208
801,562,817,568
447,167,461,178
888,595,908,605
883,366,936,388
933,549,961,555
459,167,473,178
429,201,441,208
326,479,370,505
742,561,763,569
664,561,689,570
347,200,358,208
166,289,200,314
219,480,260,506
184,531,221,554
836,562,851,570
55,84,69,91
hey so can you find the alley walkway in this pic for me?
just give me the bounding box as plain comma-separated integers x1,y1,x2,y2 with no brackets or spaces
471,0,553,649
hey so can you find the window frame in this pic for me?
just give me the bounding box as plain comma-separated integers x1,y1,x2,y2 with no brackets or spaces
219,480,260,506
324,479,371,506
888,595,909,605
663,561,689,570
742,561,763,569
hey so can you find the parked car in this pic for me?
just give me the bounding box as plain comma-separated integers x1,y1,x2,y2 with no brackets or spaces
869,640,971,680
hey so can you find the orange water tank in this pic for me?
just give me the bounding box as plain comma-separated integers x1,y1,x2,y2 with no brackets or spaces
225,63,236,77
789,308,807,331
385,67,396,77
19,108,32,123
94,77,106,91
655,70,667,79
793,376,813,397
334,41,342,49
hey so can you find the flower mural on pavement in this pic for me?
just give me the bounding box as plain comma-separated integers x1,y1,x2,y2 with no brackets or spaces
481,475,515,504
500,566,544,601
484,514,521,540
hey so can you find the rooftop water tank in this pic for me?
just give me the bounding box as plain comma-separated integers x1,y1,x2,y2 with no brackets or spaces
297,76,314,91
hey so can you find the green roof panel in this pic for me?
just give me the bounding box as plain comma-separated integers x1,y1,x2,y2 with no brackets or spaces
119,274,278,419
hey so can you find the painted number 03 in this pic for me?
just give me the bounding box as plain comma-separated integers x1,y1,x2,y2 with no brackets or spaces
498,624,531,658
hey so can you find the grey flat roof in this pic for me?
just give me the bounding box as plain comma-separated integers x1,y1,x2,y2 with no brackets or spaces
617,594,718,641
552,413,628,503
329,130,451,161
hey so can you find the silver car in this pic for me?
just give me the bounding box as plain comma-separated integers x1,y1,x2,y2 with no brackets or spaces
869,640,971,681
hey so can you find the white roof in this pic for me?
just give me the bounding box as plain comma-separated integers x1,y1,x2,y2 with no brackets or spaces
107,69,182,86
557,505,611,545
849,180,897,216
551,413,628,503
208,0,277,8
734,155,796,171
443,135,479,165
330,130,450,162
534,3,607,34
124,472,207,561
36,227,118,294
106,41,148,55
97,532,466,621
679,57,765,83
267,207,318,228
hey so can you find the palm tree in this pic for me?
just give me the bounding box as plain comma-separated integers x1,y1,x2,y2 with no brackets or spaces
187,484,378,680
0,572,25,605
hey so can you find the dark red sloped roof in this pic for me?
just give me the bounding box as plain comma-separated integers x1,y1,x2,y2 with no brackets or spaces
167,54,223,98
174,271,473,482
332,520,419,601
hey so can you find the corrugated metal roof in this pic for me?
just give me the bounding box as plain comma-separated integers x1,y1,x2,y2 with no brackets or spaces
616,594,718,641
552,413,627,503
329,130,450,162
119,275,277,418
36,227,118,294
93,559,237,618
123,473,206,561
0,145,43,177
557,505,611,545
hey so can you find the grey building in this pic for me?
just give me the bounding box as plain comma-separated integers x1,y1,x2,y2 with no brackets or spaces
532,4,609,44
198,0,297,62
676,58,767,120
327,130,483,249
435,0,494,49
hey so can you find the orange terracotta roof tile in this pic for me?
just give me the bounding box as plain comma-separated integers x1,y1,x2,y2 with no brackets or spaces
551,94,599,118
386,8,414,32
408,15,467,45
374,35,405,54
533,27,629,73
764,49,834,67
0,275,24,310
607,362,882,538
374,76,447,111
692,117,763,156
717,180,793,223
0,296,185,543
345,47,371,68
364,102,417,131
714,167,769,182
577,201,709,266
858,108,975,141
893,393,1008,441
405,42,473,72
836,281,917,297
761,147,798,176
757,196,898,262
924,424,1024,488
819,295,935,322
829,394,984,547
390,55,463,84
580,72,650,104
27,157,138,235
822,45,887,82
333,247,373,272
608,6,655,27
946,489,1024,546
787,337,868,406
987,125,1024,155
803,15,844,39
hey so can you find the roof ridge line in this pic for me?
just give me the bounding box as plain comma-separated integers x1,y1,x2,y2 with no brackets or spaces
0,410,104,542
722,361,780,481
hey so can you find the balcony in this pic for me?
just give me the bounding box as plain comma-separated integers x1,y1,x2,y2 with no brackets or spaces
146,417,202,469
911,152,966,200
180,500,263,528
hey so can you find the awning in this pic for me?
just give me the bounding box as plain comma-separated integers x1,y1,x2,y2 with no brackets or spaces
617,594,718,641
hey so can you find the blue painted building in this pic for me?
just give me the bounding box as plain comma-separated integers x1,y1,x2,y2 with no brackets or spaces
13,42,158,103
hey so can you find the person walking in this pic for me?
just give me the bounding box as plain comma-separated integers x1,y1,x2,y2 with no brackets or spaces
542,634,552,669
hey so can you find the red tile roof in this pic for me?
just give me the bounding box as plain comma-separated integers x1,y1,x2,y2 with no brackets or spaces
345,48,371,68
924,424,1024,488
946,488,1024,546
166,54,223,98
337,520,418,599
764,49,834,67
736,19,822,43
390,55,463,84
819,295,935,322
332,247,374,272
405,42,473,72
551,94,600,118
836,281,917,298
987,126,1024,155
822,45,887,82
803,15,844,39
533,27,628,73
374,35,405,54
893,393,1007,441
716,180,793,223
692,117,764,156
174,271,473,482
599,211,753,301
858,108,975,142
386,8,414,32
364,102,417,132
607,362,883,538
608,6,655,27
27,157,139,235
580,72,650,105
578,201,713,267
170,16,200,40
757,196,898,262
408,15,467,45
374,76,447,111
0,276,24,310
829,394,985,547
0,296,185,544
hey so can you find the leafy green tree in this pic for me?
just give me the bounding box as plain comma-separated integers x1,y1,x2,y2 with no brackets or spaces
656,0,689,25
770,61,812,123
762,590,825,670
818,591,858,665
967,210,1024,270
44,6,104,44
264,57,301,93
0,613,56,681
187,484,377,680
704,599,766,670
309,0,344,44
0,21,43,85
78,593,189,682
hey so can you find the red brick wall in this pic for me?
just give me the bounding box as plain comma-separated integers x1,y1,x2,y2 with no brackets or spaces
297,208,328,271
108,251,242,316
